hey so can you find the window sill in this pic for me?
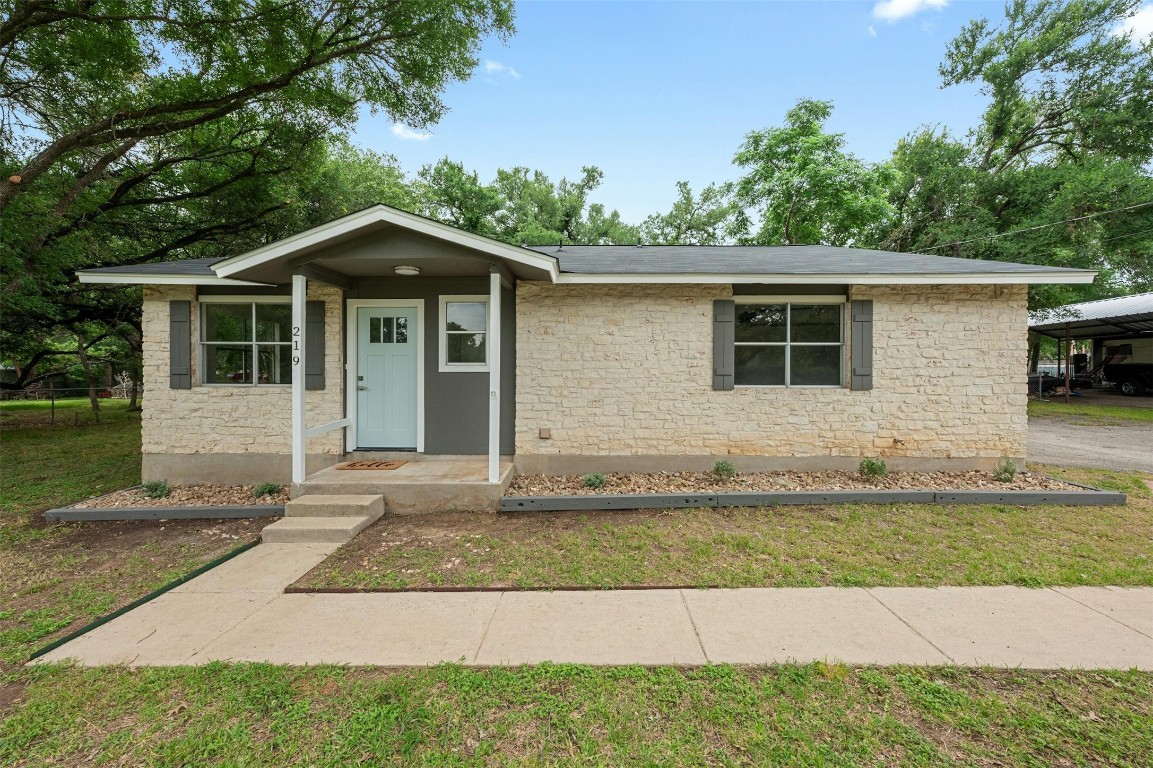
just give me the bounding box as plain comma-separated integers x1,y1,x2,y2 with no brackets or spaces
437,364,490,374
733,385,846,389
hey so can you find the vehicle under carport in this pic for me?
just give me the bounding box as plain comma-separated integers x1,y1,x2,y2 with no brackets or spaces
1030,292,1153,396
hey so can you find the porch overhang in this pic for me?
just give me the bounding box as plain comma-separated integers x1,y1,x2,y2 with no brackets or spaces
212,204,558,285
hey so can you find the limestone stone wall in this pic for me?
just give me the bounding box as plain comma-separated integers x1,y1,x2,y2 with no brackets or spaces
514,282,1028,465
141,285,345,460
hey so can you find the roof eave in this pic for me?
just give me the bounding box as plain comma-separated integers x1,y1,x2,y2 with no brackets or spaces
212,205,560,282
77,272,274,286
553,271,1098,285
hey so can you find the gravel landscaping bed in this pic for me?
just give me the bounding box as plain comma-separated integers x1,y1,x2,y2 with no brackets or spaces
73,484,289,509
508,470,1080,496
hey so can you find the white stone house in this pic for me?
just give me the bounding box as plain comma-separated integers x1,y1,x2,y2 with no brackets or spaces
78,204,1094,493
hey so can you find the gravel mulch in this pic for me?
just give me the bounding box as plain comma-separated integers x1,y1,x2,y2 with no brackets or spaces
73,484,289,509
508,470,1081,496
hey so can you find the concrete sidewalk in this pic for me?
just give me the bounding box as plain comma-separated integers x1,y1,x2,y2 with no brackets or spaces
36,542,1153,669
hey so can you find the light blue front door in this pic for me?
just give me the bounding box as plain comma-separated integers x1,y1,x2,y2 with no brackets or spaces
356,306,418,448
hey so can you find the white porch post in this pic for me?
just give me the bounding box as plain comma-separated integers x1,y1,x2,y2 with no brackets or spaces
291,273,307,484
488,269,502,483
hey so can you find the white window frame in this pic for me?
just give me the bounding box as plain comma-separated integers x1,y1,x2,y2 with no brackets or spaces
733,295,847,389
198,295,292,387
438,294,490,373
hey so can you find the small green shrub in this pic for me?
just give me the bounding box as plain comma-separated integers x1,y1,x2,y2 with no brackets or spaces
858,458,887,479
581,473,606,489
993,458,1017,483
141,480,170,499
713,460,737,481
252,482,282,498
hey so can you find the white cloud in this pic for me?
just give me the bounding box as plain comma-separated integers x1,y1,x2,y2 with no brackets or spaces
391,123,432,142
873,0,948,22
868,25,878,37
1114,4,1153,40
482,59,520,79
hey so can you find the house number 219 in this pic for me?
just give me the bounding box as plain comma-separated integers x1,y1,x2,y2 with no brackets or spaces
292,326,301,366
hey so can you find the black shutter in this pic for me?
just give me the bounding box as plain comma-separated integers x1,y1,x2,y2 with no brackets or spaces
713,299,735,391
851,299,873,391
169,300,191,389
305,300,325,390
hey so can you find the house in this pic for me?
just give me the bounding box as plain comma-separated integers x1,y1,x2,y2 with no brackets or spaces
78,205,1094,506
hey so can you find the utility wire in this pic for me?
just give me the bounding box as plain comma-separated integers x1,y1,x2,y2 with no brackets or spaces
919,200,1153,251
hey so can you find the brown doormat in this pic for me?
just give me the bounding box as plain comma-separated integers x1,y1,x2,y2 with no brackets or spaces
335,460,407,471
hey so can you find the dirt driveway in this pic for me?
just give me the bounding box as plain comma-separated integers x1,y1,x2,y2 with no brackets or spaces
1028,418,1153,472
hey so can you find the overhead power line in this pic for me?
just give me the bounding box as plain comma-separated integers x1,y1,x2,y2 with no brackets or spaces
919,200,1153,252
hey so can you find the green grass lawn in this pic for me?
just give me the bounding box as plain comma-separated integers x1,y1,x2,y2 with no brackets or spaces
4,663,1150,766
295,466,1153,591
1028,398,1153,422
0,399,262,666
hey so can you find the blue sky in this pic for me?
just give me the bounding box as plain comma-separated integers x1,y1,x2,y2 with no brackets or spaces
351,0,1152,224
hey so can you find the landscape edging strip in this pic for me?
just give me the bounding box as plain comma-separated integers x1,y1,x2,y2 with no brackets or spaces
44,505,284,521
499,487,1126,512
26,539,261,662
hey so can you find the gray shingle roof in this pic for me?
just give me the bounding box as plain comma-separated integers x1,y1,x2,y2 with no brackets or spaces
86,258,226,275
525,244,1087,275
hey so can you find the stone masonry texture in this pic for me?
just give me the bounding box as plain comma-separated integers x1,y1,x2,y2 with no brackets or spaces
142,285,345,459
514,283,1029,461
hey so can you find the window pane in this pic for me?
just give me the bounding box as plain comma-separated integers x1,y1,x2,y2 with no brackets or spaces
203,304,250,342
381,317,394,344
735,346,785,385
736,304,787,343
255,303,291,342
257,344,291,385
791,305,841,343
791,345,841,385
204,345,252,384
369,317,381,344
446,302,487,332
446,332,486,364
396,316,408,344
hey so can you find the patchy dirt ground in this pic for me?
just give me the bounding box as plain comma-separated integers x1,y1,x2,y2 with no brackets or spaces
508,469,1079,496
74,484,289,508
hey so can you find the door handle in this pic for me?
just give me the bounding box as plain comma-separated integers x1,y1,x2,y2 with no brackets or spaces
357,385,368,391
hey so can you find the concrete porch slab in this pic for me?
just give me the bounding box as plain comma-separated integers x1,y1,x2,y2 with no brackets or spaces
188,592,502,666
682,587,949,665
473,590,706,666
294,458,514,514
869,586,1153,669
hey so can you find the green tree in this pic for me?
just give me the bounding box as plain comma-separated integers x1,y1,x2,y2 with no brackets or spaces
416,159,504,237
882,0,1153,309
1,1,513,389
641,181,741,245
733,99,894,247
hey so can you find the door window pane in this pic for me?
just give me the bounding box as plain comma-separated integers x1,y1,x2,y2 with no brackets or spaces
735,346,786,386
395,316,408,344
446,333,486,364
791,346,842,386
791,305,841,343
255,303,291,342
736,304,787,343
204,345,252,384
203,304,250,342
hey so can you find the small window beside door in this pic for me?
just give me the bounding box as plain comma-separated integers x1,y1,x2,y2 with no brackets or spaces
439,295,489,372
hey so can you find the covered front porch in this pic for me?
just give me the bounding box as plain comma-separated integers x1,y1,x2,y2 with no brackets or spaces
204,206,559,501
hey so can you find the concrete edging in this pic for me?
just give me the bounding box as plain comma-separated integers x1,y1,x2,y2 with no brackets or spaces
500,487,1126,512
44,505,284,521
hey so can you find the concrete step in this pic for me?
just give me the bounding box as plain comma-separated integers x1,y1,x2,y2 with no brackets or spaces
260,515,377,544
284,494,384,518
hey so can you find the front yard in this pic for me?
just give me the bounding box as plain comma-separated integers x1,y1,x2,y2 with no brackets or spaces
294,465,1153,591
3,398,1152,765
0,400,262,667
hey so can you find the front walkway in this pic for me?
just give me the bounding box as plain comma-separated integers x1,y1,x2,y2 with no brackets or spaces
36,542,1153,669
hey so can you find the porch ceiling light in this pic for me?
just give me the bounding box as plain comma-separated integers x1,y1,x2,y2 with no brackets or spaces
394,265,421,276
